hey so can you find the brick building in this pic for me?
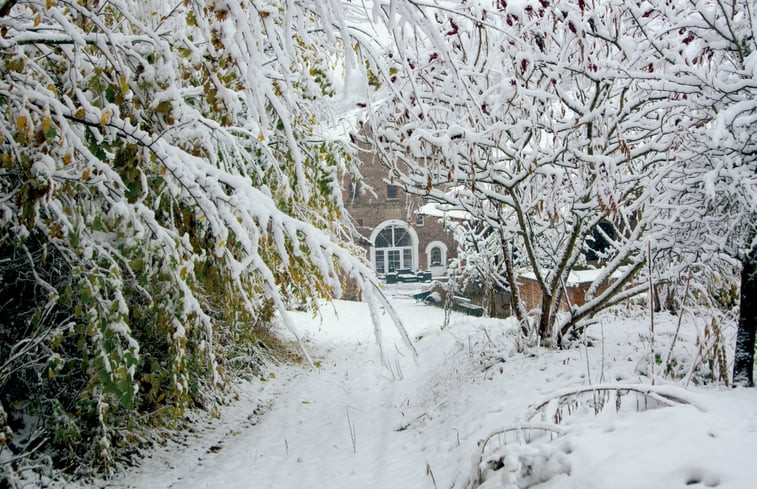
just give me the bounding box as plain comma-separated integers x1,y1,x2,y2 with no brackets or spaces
343,140,458,278
516,270,613,312
341,134,618,315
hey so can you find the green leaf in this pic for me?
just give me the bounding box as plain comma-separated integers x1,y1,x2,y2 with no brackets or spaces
79,286,92,305
120,388,135,409
124,351,139,369
97,367,111,385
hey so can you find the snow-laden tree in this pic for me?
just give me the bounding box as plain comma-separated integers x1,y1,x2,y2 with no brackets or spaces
0,0,412,477
625,0,756,385
357,0,690,346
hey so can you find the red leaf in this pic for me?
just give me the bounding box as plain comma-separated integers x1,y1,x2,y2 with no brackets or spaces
447,19,459,36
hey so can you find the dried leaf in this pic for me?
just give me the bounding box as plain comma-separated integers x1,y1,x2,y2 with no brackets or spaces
15,115,28,133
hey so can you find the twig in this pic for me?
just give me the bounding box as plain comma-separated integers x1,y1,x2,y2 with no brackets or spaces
648,241,656,384
583,329,592,385
346,407,357,454
665,272,692,374
426,462,438,489
599,322,606,383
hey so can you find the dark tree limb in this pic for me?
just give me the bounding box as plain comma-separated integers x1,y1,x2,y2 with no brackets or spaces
733,240,756,387
0,0,15,18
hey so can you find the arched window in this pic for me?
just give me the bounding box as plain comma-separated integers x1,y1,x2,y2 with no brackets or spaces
430,247,442,266
425,241,448,271
371,221,418,273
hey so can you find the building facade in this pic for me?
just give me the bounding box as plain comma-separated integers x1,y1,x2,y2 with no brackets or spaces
343,142,457,278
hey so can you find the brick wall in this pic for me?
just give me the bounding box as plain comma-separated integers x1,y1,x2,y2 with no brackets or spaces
517,277,543,312
516,277,610,312
342,139,458,273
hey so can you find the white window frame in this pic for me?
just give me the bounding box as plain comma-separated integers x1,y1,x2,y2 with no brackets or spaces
369,220,419,273
425,241,448,270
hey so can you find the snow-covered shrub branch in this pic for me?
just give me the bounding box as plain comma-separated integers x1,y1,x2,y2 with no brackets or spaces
359,0,691,346
623,0,756,384
0,0,403,478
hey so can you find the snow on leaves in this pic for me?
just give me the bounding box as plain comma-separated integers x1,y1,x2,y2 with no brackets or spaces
0,0,407,475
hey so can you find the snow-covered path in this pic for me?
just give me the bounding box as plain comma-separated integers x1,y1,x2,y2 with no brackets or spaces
110,286,479,488
179,318,434,488
105,285,757,489
153,286,507,489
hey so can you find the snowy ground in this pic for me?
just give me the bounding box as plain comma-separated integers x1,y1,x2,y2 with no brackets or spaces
96,284,757,489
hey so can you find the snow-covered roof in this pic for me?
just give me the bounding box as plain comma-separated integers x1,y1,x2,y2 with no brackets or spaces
519,267,626,286
417,202,471,220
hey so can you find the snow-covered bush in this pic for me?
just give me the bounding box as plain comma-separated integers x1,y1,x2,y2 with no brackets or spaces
355,0,754,364
0,0,398,479
358,0,694,346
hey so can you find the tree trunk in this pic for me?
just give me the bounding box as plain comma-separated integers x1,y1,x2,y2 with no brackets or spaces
501,236,530,337
733,245,756,387
537,292,555,347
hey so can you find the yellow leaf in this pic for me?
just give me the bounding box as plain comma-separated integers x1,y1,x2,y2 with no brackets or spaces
74,107,85,119
258,133,265,142
46,0,54,9
34,15,41,27
46,84,57,94
42,116,51,133
82,168,90,181
63,153,71,166
100,109,111,127
15,116,28,133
